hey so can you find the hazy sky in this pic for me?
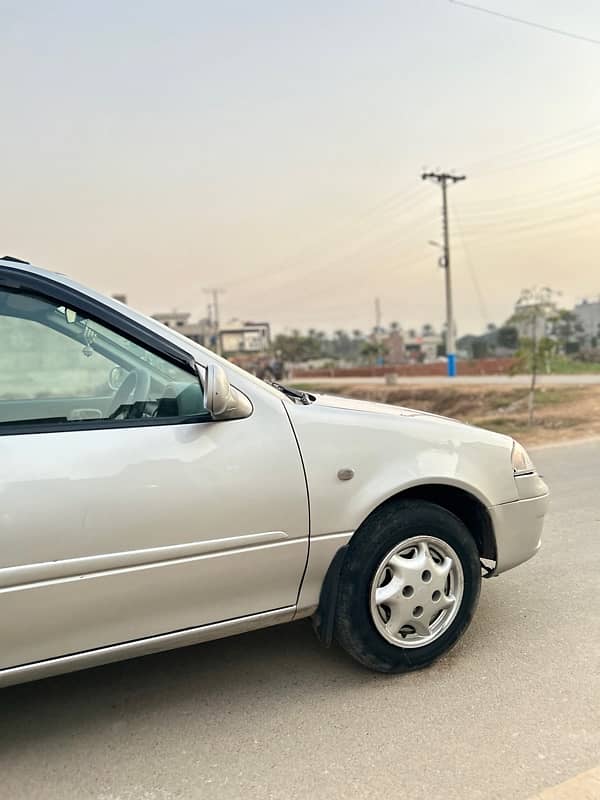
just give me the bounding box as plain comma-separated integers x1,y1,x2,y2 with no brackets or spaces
2,0,599,336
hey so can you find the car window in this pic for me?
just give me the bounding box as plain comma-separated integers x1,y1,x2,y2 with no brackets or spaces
0,288,207,427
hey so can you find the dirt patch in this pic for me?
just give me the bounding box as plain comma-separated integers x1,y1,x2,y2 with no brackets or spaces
301,383,600,447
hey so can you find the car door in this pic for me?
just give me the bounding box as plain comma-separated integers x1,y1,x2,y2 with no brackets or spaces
0,277,309,669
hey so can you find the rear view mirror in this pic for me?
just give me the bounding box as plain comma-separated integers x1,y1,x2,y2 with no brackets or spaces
204,364,252,420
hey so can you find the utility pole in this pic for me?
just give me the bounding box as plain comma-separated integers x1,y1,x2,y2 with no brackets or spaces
203,288,225,355
374,297,383,365
421,171,466,377
374,297,382,337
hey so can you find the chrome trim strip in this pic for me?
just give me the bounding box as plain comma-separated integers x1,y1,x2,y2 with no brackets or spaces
0,607,295,688
0,531,288,589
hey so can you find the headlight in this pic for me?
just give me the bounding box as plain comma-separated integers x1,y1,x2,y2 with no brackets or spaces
511,440,535,476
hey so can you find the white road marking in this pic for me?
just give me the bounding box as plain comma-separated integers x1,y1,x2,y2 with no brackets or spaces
529,766,600,799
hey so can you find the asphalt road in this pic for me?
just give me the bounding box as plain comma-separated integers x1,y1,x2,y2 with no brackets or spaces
1,440,599,800
293,374,600,386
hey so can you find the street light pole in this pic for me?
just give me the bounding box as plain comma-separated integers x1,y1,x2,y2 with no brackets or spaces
421,171,466,377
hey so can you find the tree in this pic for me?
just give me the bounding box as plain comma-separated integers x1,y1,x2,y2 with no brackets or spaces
549,309,582,355
360,340,388,365
272,331,323,363
497,325,518,351
347,329,364,363
436,329,447,358
472,338,489,359
331,329,353,360
510,287,559,425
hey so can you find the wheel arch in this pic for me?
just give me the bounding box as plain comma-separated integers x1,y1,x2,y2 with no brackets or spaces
372,483,497,565
314,482,496,646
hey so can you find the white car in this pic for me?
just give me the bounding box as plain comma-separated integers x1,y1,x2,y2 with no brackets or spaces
0,257,549,686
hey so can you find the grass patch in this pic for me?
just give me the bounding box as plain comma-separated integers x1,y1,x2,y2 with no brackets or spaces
290,382,347,394
525,358,600,374
473,416,530,434
533,387,578,405
473,414,585,436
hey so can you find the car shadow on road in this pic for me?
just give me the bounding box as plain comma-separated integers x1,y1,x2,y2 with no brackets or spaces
0,591,503,755
0,620,365,748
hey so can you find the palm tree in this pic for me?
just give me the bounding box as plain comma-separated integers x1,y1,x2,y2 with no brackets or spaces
361,340,388,365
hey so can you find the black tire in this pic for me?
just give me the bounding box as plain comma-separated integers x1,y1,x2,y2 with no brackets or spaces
334,499,481,673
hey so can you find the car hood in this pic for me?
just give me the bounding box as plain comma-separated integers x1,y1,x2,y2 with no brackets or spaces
286,391,518,512
312,393,456,423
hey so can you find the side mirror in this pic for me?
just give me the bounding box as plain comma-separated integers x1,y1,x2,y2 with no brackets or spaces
204,363,252,420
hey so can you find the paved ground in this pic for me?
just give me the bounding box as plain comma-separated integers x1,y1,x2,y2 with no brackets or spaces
1,440,598,800
293,374,600,386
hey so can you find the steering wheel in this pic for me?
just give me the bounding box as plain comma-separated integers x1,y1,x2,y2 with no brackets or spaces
108,368,151,418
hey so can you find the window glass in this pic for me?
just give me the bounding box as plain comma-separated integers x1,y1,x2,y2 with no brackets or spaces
0,289,207,426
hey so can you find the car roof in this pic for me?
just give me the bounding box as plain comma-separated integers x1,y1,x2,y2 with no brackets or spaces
0,256,64,278
0,257,179,347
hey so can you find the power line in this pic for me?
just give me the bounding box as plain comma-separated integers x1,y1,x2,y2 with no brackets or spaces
458,171,600,210
465,122,600,173
221,124,599,302
471,206,600,236
458,187,600,223
255,236,435,313
449,0,600,46
298,251,438,317
474,132,600,177
225,183,432,291
239,203,439,298
259,247,436,315
451,204,489,328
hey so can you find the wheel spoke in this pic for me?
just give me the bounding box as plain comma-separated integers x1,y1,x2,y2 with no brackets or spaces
418,540,433,564
375,577,402,606
387,554,408,576
439,592,457,611
384,600,410,635
435,556,453,580
411,616,431,637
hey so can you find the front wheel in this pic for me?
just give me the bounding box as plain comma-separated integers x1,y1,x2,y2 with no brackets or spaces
335,500,482,673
